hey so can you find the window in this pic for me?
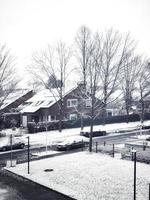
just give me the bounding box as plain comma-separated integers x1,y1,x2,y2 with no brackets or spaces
85,98,92,108
67,99,78,108
107,110,113,117
69,113,77,120
48,115,56,121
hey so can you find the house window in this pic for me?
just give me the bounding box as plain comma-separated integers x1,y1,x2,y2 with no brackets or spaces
48,115,56,121
69,113,77,120
107,111,113,117
67,99,78,108
85,98,92,108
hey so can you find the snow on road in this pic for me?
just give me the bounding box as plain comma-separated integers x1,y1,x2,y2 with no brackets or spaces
6,151,150,200
3,120,150,147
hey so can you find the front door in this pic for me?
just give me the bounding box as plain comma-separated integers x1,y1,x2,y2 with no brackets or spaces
22,115,27,127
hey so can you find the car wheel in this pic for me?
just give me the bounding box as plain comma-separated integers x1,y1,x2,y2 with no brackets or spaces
20,143,25,149
2,147,7,151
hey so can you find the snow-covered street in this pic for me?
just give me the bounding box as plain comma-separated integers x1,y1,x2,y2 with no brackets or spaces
4,120,150,147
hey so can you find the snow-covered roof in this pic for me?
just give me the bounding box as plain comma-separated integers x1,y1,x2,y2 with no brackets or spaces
20,89,60,113
0,89,32,110
20,86,81,114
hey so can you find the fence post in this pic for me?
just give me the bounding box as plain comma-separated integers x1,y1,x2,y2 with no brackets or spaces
112,144,114,158
149,183,150,200
96,142,98,153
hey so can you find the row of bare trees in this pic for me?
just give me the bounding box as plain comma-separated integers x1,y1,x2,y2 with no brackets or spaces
27,25,150,151
0,25,150,152
75,26,150,151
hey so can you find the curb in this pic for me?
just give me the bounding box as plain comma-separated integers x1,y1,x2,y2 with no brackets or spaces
4,168,76,200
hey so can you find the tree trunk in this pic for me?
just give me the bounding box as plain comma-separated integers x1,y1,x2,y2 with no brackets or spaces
89,96,94,152
102,103,107,125
126,106,129,123
89,116,93,152
141,100,144,124
81,114,84,130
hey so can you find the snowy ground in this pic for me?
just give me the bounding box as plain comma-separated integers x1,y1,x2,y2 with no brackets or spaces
6,151,150,200
2,120,150,147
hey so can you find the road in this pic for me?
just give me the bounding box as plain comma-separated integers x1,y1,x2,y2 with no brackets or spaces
0,131,145,166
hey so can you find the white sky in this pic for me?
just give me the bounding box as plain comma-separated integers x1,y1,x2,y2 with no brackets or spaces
0,0,150,86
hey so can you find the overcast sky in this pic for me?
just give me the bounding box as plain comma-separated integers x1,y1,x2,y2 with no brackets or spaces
0,0,150,86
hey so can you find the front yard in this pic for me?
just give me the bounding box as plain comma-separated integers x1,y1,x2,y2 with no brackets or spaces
6,151,150,200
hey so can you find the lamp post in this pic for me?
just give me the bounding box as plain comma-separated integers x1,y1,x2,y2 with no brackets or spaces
10,134,13,167
132,149,136,200
27,136,30,174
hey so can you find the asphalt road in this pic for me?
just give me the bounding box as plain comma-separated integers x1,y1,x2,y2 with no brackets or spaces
0,131,145,166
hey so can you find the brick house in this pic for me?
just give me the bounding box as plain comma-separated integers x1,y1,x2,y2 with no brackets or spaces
20,83,101,127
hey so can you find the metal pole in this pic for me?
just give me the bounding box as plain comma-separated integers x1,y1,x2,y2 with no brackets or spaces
134,151,136,200
45,112,48,153
112,144,114,158
27,136,30,174
10,134,13,167
149,183,150,200
96,142,98,153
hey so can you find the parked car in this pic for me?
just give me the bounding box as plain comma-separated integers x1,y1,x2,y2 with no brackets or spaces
146,137,150,141
57,136,89,151
0,136,25,151
80,130,106,138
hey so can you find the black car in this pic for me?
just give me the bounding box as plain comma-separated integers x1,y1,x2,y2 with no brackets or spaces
80,130,106,138
57,136,89,151
146,137,150,141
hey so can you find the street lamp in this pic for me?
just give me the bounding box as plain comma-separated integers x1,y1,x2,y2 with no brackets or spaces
132,149,136,200
27,136,30,174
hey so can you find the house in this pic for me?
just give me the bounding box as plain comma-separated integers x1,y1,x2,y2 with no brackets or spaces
20,83,99,127
0,89,34,128
0,89,34,113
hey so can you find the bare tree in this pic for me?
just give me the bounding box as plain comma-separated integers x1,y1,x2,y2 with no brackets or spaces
136,59,150,123
0,44,18,110
86,29,139,151
120,53,140,122
75,25,93,129
28,41,72,132
96,30,138,124
75,25,93,89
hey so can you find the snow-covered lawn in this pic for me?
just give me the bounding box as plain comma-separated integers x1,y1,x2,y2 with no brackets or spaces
6,152,150,200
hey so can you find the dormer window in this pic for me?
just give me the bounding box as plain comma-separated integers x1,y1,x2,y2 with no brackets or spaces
67,99,78,108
